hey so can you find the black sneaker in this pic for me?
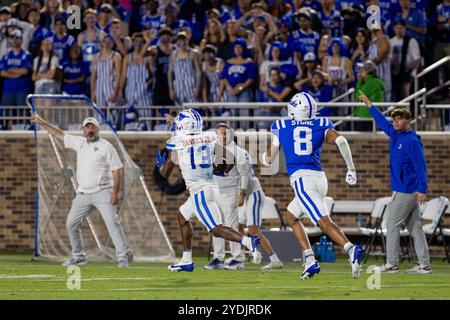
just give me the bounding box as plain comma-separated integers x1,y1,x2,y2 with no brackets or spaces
62,256,87,267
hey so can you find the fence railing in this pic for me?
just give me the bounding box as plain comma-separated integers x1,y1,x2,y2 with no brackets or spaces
414,55,450,129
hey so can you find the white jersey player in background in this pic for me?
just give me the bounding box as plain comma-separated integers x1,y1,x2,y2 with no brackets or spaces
237,145,283,270
158,109,262,272
262,92,364,279
205,123,246,271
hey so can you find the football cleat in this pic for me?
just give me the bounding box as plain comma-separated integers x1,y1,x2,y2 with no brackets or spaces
262,260,283,270
249,236,262,264
168,261,195,272
349,244,364,279
300,260,321,280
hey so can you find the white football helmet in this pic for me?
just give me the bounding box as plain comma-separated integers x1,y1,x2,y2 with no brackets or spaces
287,92,317,120
174,109,203,135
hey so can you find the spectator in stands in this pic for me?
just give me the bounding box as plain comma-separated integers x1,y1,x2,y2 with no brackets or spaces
119,32,153,128
168,31,201,105
140,0,164,32
97,3,114,34
201,44,230,125
62,45,88,95
109,18,131,56
12,0,31,22
294,51,318,90
220,37,256,129
51,15,76,64
301,70,333,117
261,66,292,103
288,11,320,56
32,37,59,94
354,61,384,130
290,40,307,80
318,0,340,31
390,19,421,101
322,38,354,100
317,17,352,62
78,9,104,74
258,41,287,101
0,7,33,56
395,0,427,50
368,25,392,101
199,17,225,54
350,28,369,83
91,35,122,126
150,27,173,107
257,66,291,129
40,0,63,30
202,44,227,103
27,8,53,58
220,19,247,60
0,29,32,129
268,0,292,19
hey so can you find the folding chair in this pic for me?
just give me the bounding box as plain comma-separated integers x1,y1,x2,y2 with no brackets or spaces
361,196,392,263
421,197,450,263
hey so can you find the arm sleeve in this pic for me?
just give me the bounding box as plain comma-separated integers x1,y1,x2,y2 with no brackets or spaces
107,144,123,171
270,121,281,147
368,105,396,137
407,137,428,194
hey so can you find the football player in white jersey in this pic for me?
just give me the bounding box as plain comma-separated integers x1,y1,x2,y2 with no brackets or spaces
262,92,364,279
158,109,262,272
237,145,284,270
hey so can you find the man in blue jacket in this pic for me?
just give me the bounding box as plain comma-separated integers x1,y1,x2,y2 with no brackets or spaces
359,91,431,274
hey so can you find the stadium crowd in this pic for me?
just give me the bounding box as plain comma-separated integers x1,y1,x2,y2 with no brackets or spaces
0,0,449,130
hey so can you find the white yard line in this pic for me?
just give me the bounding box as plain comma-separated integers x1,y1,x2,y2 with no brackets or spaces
1,283,450,293
0,274,56,279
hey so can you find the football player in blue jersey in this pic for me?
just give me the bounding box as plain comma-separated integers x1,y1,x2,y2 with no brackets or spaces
262,92,364,279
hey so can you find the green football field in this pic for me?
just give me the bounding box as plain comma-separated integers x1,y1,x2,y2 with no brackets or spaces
0,253,449,300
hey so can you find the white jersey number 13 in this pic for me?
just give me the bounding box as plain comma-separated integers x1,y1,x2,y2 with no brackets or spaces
293,127,312,156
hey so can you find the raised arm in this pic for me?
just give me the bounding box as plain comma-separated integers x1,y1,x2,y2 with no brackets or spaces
359,90,396,137
30,113,65,141
326,129,357,186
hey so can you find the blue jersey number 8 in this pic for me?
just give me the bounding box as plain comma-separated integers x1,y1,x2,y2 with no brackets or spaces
189,145,212,169
293,127,312,156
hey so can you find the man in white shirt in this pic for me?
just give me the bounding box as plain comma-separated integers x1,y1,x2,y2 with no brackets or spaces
31,114,130,268
389,19,421,100
205,123,247,270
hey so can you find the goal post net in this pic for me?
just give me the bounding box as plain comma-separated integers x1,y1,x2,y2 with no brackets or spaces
27,94,176,263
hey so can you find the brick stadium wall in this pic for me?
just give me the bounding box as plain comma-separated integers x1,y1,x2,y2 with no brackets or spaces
1,132,450,255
